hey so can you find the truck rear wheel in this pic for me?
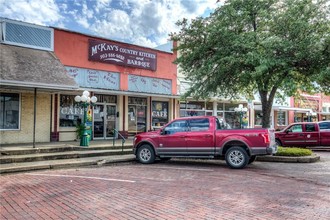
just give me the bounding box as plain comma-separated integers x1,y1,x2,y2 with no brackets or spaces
137,144,155,164
225,147,249,169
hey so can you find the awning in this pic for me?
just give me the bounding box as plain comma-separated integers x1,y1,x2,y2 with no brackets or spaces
0,44,78,91
273,106,313,113
83,87,180,99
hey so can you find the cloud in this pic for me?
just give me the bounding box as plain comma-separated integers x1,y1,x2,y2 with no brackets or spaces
0,0,220,48
0,0,63,25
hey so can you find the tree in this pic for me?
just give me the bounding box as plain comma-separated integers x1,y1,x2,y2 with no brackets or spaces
171,0,330,128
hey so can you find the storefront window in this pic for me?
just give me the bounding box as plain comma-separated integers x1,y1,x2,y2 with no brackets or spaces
255,110,263,126
60,95,83,127
128,97,147,135
223,103,246,129
217,103,224,110
0,93,20,130
224,112,240,129
180,101,205,117
206,102,213,110
224,103,238,111
277,111,286,126
152,101,168,129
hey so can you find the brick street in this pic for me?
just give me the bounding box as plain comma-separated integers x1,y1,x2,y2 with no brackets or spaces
1,152,330,220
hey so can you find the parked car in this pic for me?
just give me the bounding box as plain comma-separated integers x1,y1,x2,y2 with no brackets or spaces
133,116,277,169
275,121,330,147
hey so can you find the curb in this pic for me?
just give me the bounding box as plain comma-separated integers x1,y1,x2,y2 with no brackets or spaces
257,154,320,163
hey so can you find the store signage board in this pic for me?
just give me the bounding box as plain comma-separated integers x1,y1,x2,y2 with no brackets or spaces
65,66,120,90
88,39,157,71
128,75,172,95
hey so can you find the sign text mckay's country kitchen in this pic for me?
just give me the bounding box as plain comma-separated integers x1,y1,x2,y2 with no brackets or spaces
88,39,157,71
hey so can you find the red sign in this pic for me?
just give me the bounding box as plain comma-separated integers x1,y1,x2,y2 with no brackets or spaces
88,39,157,71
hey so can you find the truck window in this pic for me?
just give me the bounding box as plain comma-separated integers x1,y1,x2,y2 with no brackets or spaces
319,122,330,130
290,124,303,132
305,124,316,132
189,118,210,131
163,120,188,135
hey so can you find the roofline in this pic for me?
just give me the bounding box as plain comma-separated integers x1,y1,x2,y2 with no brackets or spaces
52,27,174,54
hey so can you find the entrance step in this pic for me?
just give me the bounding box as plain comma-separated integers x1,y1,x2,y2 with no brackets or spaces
0,140,135,174
0,148,133,164
0,154,136,174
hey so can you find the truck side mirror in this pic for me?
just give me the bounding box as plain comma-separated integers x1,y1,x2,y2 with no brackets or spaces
286,129,292,134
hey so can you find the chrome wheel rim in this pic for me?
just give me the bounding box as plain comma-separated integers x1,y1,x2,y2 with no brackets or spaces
228,150,244,166
140,148,151,162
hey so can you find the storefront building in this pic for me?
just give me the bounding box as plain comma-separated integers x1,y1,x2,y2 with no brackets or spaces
0,19,78,145
321,94,330,121
0,18,178,144
54,28,178,141
177,81,328,130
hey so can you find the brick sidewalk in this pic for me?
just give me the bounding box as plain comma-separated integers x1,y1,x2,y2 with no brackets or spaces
1,157,330,220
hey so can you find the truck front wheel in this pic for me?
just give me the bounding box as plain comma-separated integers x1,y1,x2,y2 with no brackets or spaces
137,144,155,164
225,147,249,169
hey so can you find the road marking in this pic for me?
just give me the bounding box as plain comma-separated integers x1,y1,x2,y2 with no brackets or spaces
25,173,136,183
142,166,214,172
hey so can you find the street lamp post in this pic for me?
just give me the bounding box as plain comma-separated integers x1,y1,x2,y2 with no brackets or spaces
234,104,248,129
75,91,97,147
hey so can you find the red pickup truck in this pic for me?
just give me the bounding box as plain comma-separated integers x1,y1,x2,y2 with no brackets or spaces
275,121,330,147
133,116,277,169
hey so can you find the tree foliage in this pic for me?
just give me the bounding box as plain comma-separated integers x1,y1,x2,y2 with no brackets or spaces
171,0,330,128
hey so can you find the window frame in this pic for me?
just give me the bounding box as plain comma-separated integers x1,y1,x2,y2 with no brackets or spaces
0,92,21,130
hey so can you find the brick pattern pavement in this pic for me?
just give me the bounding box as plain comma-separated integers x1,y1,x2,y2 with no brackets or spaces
1,160,330,220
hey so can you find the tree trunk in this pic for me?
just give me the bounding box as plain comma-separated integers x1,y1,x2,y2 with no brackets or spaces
259,88,277,128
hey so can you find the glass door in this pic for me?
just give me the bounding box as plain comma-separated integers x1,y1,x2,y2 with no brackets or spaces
93,104,104,138
106,105,116,138
93,104,116,139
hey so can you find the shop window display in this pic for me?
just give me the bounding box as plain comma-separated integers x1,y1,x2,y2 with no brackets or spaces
152,101,168,130
128,97,147,135
59,95,83,127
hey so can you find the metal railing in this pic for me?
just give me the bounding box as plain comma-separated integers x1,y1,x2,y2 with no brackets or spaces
112,129,126,153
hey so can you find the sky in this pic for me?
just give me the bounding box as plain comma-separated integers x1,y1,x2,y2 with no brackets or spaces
0,0,222,48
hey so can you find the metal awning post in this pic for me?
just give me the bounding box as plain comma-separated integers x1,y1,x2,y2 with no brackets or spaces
33,88,37,148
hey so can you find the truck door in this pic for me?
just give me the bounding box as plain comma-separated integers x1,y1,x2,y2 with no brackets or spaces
319,122,330,146
304,124,320,146
185,118,214,156
281,124,305,146
158,119,189,156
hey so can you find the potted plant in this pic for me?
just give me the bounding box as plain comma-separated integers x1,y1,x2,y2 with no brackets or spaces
75,124,85,141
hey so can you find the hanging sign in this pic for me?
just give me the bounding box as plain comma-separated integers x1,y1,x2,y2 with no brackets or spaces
88,39,157,71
